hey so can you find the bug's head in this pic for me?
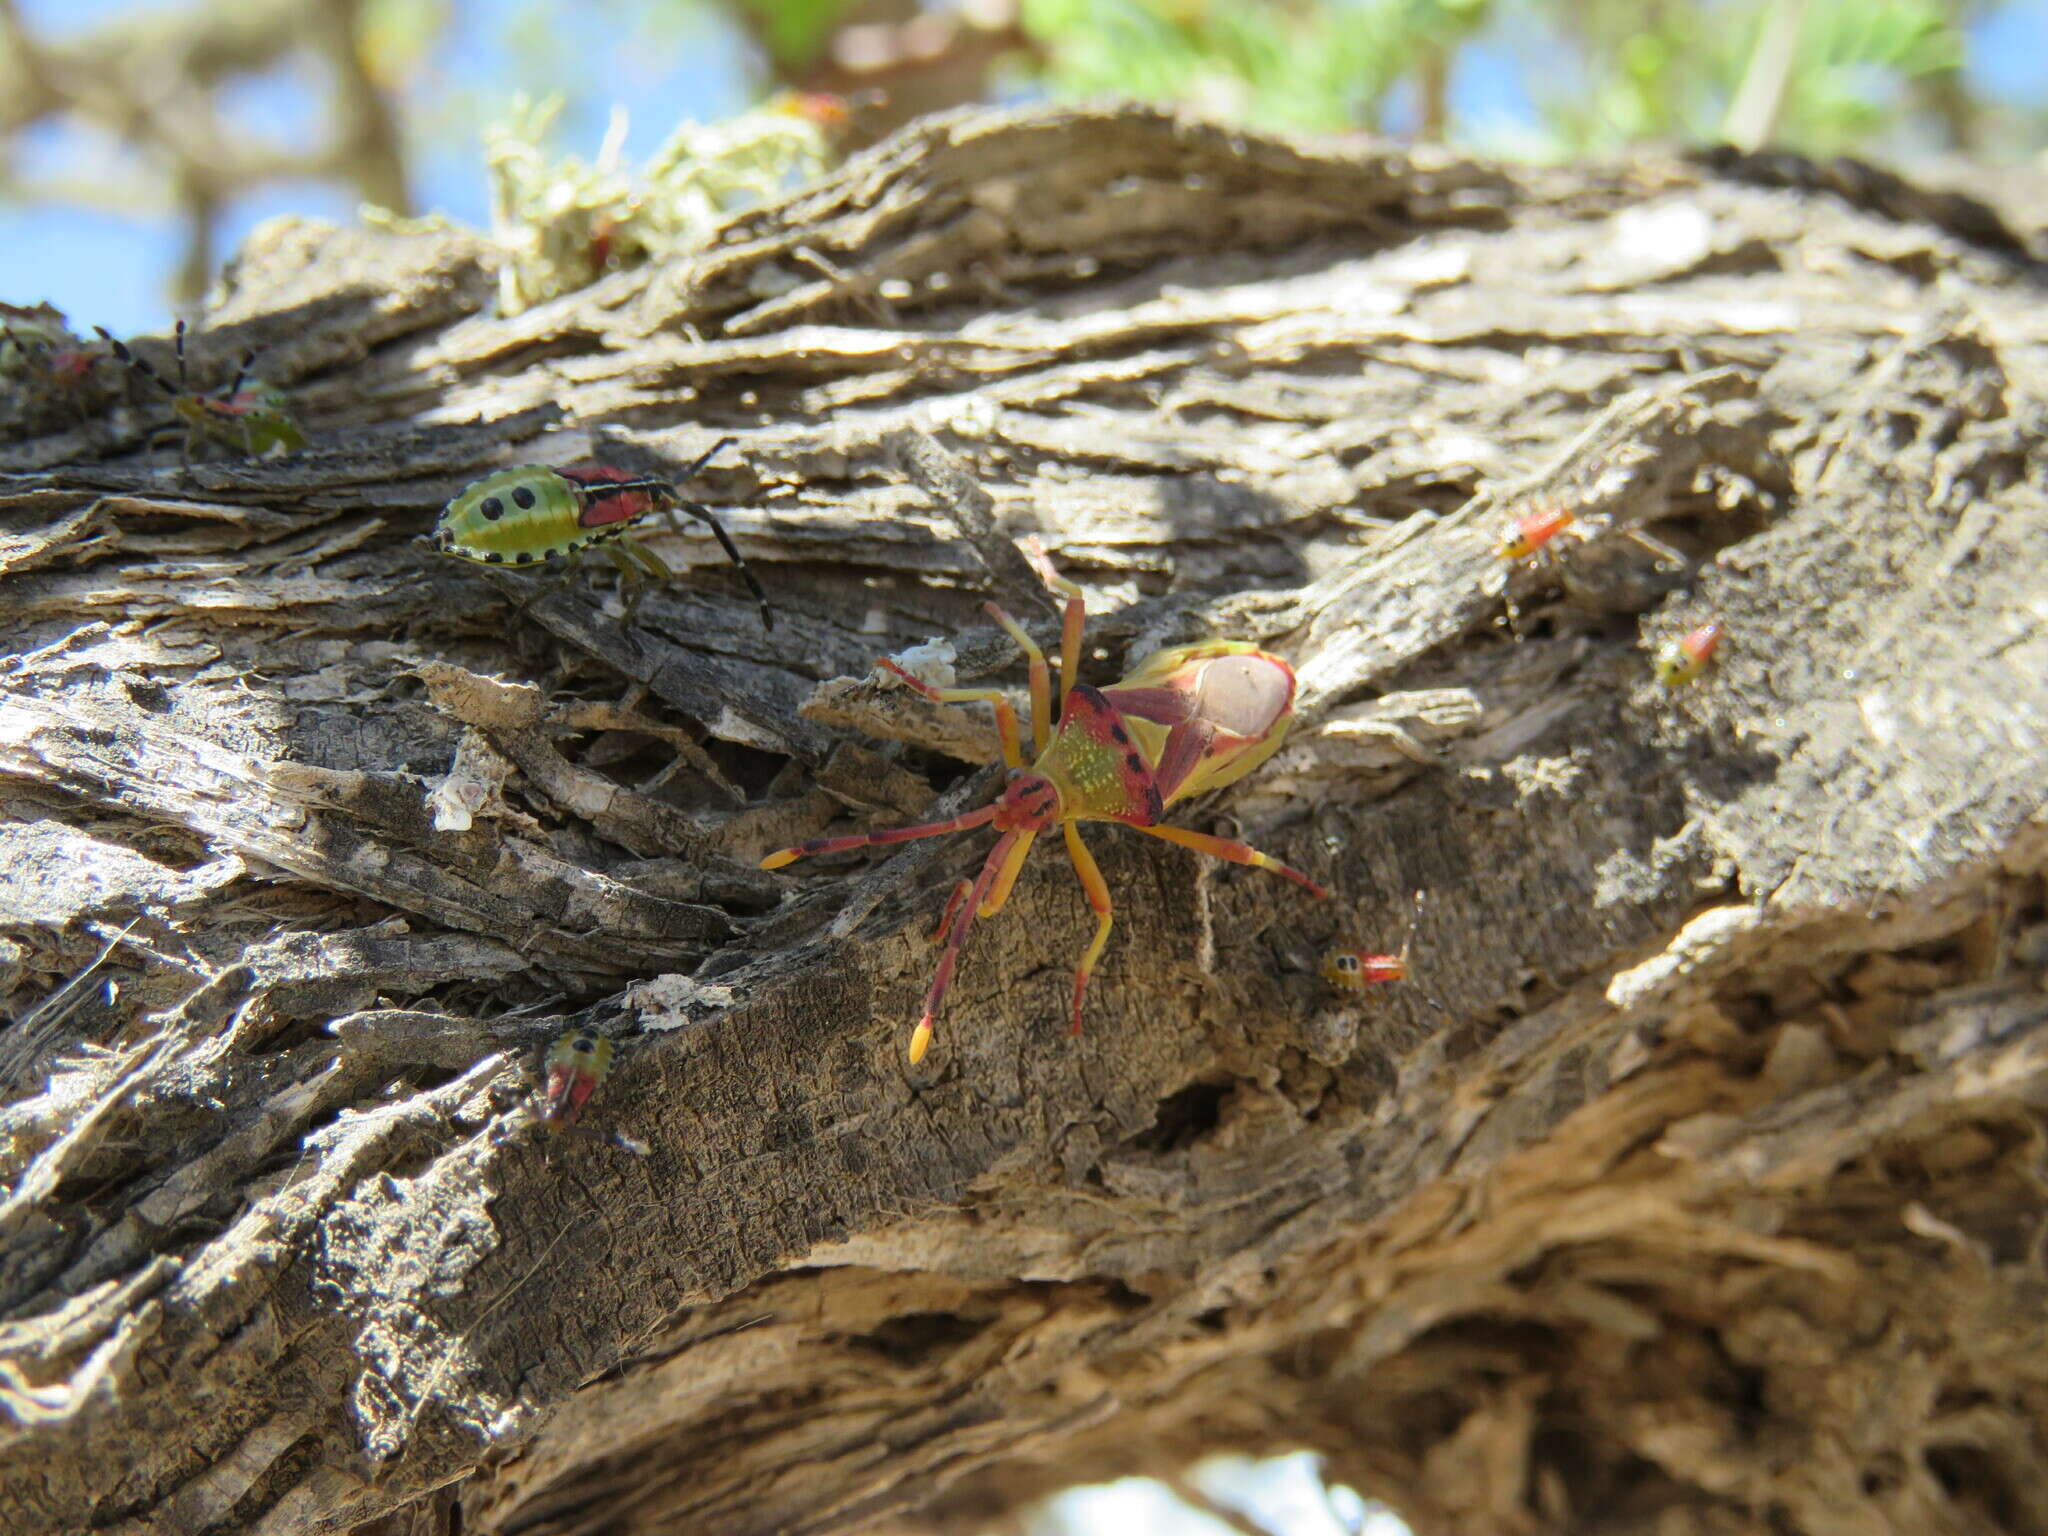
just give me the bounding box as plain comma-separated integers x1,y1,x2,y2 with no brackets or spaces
993,768,1060,832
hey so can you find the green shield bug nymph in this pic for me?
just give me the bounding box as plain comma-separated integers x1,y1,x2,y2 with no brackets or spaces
428,435,773,629
95,320,305,461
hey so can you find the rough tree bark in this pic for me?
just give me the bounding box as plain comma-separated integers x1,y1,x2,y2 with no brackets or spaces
0,105,2045,1536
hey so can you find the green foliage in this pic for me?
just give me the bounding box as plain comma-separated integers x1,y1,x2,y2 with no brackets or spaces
1782,0,1965,149
1527,0,1965,154
1015,0,1462,131
732,0,860,66
1005,0,1977,153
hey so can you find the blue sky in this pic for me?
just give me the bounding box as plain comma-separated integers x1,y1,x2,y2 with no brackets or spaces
0,0,755,337
2,0,2043,341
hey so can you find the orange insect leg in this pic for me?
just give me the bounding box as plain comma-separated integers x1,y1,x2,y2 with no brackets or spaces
979,828,1037,917
1021,537,1085,711
1136,823,1327,897
877,659,1022,768
909,829,1022,1064
984,602,1051,756
1062,823,1115,1035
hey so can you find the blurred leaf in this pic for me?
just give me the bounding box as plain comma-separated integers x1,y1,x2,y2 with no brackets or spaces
732,0,864,66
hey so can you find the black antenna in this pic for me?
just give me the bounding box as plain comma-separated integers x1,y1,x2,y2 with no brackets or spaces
93,326,180,399
222,350,256,401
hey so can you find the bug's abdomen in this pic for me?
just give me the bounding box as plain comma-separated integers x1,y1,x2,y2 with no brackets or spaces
431,466,592,565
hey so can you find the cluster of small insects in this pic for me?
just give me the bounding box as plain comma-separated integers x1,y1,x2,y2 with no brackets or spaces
427,435,774,628
1491,503,1726,687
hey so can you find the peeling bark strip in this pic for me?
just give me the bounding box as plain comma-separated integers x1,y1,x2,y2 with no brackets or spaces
0,104,2045,1536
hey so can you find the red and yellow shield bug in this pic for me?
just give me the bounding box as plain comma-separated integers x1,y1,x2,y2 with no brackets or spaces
763,543,1325,1062
1494,503,1577,563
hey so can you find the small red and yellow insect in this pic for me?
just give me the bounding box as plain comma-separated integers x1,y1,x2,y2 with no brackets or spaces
1322,891,1428,991
763,544,1325,1062
1494,503,1577,562
539,1031,615,1128
1653,620,1724,686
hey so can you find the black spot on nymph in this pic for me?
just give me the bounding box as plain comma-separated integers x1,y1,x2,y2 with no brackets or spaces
479,496,504,521
1125,753,1146,772
483,551,503,564
514,552,535,564
511,484,537,509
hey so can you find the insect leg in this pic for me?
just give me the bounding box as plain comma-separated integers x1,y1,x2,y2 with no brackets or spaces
666,498,774,631
929,879,972,942
221,348,257,405
910,828,1022,1064
597,539,666,623
762,802,1002,869
876,659,1022,769
984,604,1051,756
1061,823,1115,1035
978,828,1037,917
1135,823,1328,897
1020,536,1084,712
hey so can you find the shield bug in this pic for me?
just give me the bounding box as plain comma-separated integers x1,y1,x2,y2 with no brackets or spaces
539,1031,615,1127
1653,620,1723,686
95,320,304,461
762,543,1325,1063
1322,890,1428,991
428,435,773,629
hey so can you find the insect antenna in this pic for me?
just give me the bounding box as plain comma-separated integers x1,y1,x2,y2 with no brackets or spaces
669,498,773,630
675,433,737,483
93,326,180,399
221,349,257,402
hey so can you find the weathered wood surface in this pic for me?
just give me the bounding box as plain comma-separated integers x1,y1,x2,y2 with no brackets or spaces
0,104,2045,1536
